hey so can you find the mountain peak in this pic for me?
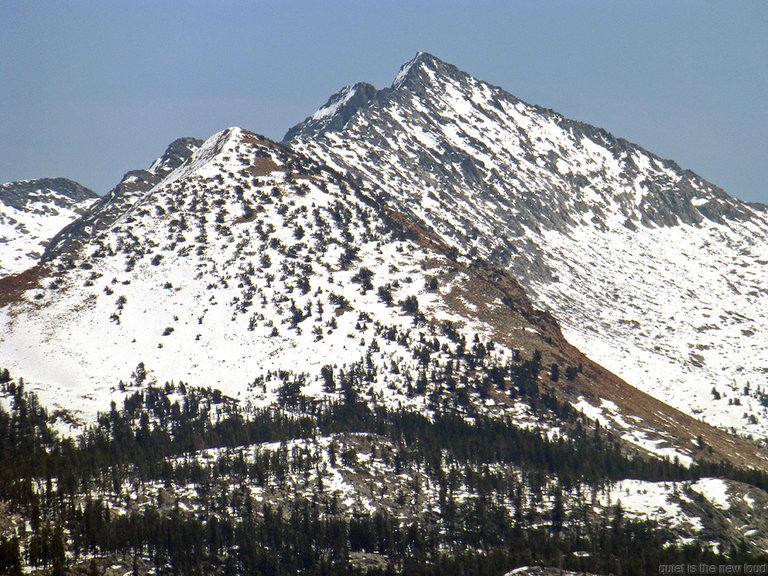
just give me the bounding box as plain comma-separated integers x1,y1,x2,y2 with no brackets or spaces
283,83,377,140
286,52,768,444
391,52,433,85
391,51,464,90
148,136,204,176
283,52,464,141
43,136,204,261
0,178,97,210
289,52,752,230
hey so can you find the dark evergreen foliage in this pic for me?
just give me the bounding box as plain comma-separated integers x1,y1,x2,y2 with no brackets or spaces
0,364,767,575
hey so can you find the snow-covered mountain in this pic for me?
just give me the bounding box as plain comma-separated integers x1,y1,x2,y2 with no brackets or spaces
0,177,97,277
3,127,539,426
286,52,768,440
3,124,768,572
2,126,763,472
43,136,203,261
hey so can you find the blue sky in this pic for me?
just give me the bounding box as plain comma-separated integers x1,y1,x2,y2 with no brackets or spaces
2,1,766,203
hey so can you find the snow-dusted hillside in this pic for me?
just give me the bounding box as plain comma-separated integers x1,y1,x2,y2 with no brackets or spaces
3,126,762,472
0,177,97,277
4,124,768,573
0,128,541,429
287,52,768,439
43,137,203,262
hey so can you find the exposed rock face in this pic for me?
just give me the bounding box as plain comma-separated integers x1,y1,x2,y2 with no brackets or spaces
0,177,97,277
288,52,753,237
0,177,96,211
286,52,768,439
284,82,378,140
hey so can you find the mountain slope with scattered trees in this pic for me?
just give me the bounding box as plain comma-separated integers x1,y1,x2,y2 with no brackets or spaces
287,52,768,440
1,125,768,574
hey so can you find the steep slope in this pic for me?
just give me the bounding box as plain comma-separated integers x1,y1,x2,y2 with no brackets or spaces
0,126,766,473
286,52,768,439
1,127,543,428
42,136,203,261
0,177,97,277
3,127,768,574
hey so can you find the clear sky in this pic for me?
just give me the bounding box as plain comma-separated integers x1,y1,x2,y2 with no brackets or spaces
2,1,766,203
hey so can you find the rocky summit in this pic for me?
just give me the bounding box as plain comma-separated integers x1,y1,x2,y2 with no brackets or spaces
287,52,768,441
1,54,767,576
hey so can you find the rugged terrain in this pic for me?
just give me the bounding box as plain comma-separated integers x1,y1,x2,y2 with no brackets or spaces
1,55,767,575
0,178,97,277
42,137,203,262
2,127,765,471
287,52,768,440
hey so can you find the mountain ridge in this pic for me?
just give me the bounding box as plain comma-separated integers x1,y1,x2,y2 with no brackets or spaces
0,177,98,277
2,127,766,474
287,52,753,227
286,52,768,441
2,121,768,573
2,54,768,573
42,136,203,263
